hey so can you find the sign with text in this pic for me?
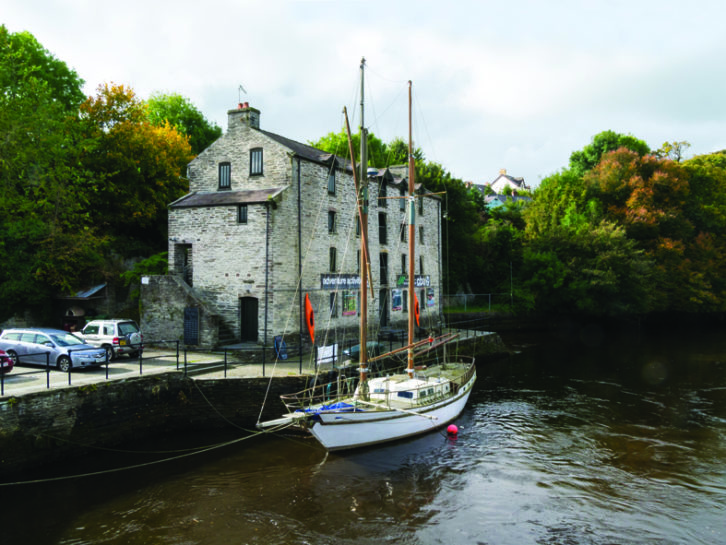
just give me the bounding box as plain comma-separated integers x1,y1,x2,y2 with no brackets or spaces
321,273,361,290
395,275,431,288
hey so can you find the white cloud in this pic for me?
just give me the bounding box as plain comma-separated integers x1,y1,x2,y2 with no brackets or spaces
4,0,726,186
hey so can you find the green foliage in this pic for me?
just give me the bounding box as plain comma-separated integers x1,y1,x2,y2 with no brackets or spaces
0,26,105,321
121,252,168,301
569,130,650,176
146,92,222,155
79,83,193,256
0,25,85,109
309,131,423,169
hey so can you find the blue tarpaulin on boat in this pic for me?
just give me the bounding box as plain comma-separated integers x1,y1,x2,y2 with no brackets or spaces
298,402,363,414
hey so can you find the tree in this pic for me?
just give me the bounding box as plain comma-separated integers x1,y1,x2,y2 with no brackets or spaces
79,83,193,256
0,27,104,321
655,141,691,162
309,130,421,169
569,130,650,176
146,92,222,155
0,25,85,110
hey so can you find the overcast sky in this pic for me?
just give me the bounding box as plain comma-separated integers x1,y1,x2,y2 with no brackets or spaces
4,0,726,186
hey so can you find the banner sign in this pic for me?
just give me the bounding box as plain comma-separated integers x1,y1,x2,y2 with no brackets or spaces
395,275,431,288
321,273,361,290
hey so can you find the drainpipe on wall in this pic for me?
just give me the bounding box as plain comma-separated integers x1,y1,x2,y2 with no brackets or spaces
263,200,270,372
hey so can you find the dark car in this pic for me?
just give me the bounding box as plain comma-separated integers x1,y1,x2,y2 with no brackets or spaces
0,328,106,372
342,341,383,361
0,349,13,374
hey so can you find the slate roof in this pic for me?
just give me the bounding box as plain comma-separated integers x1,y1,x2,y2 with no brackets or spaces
170,187,287,209
260,129,352,171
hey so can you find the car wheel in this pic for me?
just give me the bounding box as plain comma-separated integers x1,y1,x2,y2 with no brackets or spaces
6,350,18,365
103,345,114,362
57,355,71,372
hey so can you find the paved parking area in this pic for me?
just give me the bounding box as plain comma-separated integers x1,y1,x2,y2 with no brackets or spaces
0,348,321,398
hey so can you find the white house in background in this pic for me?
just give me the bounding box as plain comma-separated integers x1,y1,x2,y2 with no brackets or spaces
488,169,529,195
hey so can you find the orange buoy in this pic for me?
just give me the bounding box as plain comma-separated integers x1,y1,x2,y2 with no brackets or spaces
304,293,315,344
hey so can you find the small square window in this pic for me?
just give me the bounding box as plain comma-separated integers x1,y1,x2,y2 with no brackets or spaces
219,162,231,190
328,170,336,194
328,210,336,234
238,204,248,224
250,148,263,175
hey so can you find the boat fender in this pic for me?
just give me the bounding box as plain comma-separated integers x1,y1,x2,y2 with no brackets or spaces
447,424,458,436
304,293,315,344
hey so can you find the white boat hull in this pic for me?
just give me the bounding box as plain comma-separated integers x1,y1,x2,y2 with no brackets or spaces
308,373,476,451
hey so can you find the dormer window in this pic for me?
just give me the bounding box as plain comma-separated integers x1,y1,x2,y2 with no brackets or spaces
219,162,231,190
250,148,263,175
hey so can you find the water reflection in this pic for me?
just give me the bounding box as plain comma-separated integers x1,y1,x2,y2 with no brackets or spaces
3,325,726,544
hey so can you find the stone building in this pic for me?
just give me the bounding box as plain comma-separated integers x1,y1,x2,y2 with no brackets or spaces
140,103,444,349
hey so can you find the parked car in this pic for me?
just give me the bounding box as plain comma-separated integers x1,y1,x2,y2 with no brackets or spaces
79,319,143,361
0,328,106,372
342,341,383,361
0,349,14,374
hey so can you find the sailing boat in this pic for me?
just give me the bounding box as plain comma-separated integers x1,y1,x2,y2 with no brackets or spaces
259,59,476,451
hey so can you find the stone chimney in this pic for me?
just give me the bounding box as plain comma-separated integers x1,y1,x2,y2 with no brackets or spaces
227,102,260,131
499,168,507,175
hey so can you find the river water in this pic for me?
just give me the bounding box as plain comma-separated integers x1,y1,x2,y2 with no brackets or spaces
3,321,726,544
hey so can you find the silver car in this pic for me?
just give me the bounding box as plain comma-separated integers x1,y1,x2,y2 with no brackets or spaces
0,328,106,372
79,319,143,360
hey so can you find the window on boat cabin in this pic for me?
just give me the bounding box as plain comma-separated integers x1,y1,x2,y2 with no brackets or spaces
400,221,407,242
328,210,337,234
327,168,336,195
329,247,337,272
378,212,387,245
329,292,337,317
250,148,263,175
401,253,406,275
379,252,388,285
238,204,248,224
397,391,414,399
218,162,231,190
419,225,424,244
399,186,406,211
378,181,387,207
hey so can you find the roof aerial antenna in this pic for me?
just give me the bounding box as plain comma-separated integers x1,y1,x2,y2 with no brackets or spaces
238,84,247,105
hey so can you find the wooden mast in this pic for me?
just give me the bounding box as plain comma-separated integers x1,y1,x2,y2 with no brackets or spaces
407,80,416,377
358,58,370,396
